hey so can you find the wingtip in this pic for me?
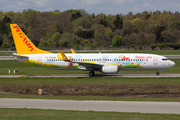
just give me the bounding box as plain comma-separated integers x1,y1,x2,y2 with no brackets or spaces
71,49,75,54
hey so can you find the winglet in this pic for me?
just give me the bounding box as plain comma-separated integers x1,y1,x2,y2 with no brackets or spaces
59,50,70,62
71,49,75,54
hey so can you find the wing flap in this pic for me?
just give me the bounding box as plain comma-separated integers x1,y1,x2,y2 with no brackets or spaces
77,62,103,69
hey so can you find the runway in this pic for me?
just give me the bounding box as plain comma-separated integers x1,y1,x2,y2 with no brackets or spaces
0,56,15,60
0,55,180,60
1,74,180,78
0,98,180,114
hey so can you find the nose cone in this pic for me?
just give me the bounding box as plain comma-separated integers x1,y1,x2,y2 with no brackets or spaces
170,61,175,67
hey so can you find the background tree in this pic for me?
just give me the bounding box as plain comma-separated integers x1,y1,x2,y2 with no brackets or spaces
132,18,143,33
113,14,123,29
70,11,82,22
51,32,61,48
154,26,166,43
99,18,107,27
112,35,123,47
150,44,157,50
59,32,71,48
1,9,180,50
0,15,11,35
169,19,180,30
39,40,51,48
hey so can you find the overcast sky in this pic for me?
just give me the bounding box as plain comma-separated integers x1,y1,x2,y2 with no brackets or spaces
1,0,180,15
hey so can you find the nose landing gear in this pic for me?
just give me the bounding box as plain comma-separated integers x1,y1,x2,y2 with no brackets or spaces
156,72,160,75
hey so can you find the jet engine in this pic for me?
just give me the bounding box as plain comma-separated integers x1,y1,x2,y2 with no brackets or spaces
101,65,119,74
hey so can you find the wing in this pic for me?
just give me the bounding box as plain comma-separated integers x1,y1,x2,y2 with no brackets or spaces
76,61,103,69
59,50,71,62
71,49,75,54
59,50,103,70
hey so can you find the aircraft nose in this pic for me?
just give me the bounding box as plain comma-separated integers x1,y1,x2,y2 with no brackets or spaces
170,61,175,67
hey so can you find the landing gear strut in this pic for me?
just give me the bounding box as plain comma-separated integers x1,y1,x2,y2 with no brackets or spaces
156,72,160,75
89,71,95,77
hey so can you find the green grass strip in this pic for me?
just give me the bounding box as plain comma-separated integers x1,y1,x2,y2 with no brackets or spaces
0,77,180,85
0,108,180,120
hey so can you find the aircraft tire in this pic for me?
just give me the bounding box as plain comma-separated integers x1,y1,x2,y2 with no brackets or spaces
89,71,95,77
156,72,160,75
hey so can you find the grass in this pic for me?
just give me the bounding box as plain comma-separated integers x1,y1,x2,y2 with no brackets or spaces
0,52,13,56
0,77,180,102
0,59,180,102
0,108,180,120
0,77,180,85
0,59,179,75
0,60,88,75
0,94,180,102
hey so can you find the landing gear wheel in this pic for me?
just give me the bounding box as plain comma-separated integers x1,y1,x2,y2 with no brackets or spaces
156,72,160,75
89,71,95,77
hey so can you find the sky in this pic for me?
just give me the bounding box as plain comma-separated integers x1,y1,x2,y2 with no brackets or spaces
1,0,180,15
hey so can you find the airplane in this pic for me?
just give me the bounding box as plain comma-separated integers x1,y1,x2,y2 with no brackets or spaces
10,24,175,76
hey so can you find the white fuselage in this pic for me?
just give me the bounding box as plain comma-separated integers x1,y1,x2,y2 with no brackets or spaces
15,53,175,72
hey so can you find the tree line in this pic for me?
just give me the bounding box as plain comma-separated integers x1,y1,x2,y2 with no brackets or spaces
0,9,180,50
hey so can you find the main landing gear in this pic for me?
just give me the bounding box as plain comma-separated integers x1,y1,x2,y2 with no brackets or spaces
156,72,160,75
89,71,95,77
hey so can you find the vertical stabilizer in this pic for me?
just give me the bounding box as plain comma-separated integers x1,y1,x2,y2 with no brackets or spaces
10,24,52,55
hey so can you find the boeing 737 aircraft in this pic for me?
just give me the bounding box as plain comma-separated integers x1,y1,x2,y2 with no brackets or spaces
10,24,175,76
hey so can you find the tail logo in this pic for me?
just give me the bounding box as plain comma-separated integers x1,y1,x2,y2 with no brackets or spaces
13,26,35,52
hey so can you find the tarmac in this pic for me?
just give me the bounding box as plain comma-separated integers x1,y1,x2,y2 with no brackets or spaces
0,98,180,114
1,74,180,78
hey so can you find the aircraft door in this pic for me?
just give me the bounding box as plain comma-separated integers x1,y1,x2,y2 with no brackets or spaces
38,56,42,66
103,58,106,63
153,56,158,65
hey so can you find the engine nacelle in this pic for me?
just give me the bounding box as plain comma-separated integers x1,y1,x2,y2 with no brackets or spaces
101,65,119,74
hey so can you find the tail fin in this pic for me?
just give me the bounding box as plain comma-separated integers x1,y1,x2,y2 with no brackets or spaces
10,24,52,55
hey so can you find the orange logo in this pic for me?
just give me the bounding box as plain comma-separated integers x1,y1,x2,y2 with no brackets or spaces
119,55,129,60
13,26,35,52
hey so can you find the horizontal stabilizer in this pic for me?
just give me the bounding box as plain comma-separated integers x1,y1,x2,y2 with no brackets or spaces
12,53,29,58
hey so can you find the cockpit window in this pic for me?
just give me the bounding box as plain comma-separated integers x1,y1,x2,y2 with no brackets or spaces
162,58,168,61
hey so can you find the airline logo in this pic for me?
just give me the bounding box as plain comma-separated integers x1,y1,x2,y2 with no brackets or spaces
119,55,129,60
13,26,35,52
135,56,152,59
